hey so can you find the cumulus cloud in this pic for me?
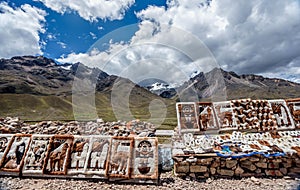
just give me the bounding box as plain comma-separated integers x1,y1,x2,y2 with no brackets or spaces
137,0,300,80
0,2,46,58
59,0,300,83
35,0,135,22
58,24,219,85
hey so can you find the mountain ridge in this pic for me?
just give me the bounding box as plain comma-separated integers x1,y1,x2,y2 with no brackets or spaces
0,56,176,125
0,55,299,126
147,68,300,100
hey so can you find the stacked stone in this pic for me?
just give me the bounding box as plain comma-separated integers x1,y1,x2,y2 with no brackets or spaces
173,154,300,179
0,117,25,133
0,117,156,137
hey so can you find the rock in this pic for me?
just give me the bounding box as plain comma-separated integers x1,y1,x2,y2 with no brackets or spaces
197,158,213,166
217,169,234,177
241,173,254,177
251,176,261,185
42,129,48,133
21,126,30,131
241,161,256,171
255,162,268,168
280,168,287,175
220,160,226,168
206,178,213,184
0,116,157,136
58,125,66,131
210,168,216,175
186,156,197,163
240,157,248,161
234,166,244,175
295,158,300,167
275,170,283,177
190,165,207,173
251,176,259,182
265,170,276,176
268,163,279,169
172,156,184,163
7,125,15,131
38,121,48,126
288,167,300,174
249,157,260,162
96,118,104,123
204,172,210,178
175,165,189,173
282,161,292,168
189,173,196,179
226,159,237,169
0,126,11,133
272,159,282,163
255,168,262,174
175,172,187,178
211,160,220,168
48,126,58,132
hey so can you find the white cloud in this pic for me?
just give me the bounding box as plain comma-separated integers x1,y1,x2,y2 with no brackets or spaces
47,33,56,40
57,41,67,49
57,25,219,86
36,0,135,22
136,0,300,83
59,0,300,83
89,32,97,40
0,2,46,58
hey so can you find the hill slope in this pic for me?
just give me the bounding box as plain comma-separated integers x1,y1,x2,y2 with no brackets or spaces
159,68,300,101
0,56,299,129
0,56,176,128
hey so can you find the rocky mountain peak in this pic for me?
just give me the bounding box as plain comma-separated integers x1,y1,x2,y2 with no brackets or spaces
11,55,56,67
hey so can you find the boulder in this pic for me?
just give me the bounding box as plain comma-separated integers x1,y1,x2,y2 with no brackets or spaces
255,162,268,168
241,161,256,171
210,167,216,175
226,159,238,169
217,169,234,177
268,162,279,169
190,165,207,173
234,166,244,175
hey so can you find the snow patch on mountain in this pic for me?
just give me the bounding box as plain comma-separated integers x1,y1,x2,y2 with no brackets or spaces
190,71,200,79
149,82,170,91
60,64,72,70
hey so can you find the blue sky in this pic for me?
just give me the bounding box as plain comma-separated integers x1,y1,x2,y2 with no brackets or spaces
0,0,299,84
3,0,166,58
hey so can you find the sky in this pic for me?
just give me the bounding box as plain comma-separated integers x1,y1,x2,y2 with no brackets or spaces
0,0,299,84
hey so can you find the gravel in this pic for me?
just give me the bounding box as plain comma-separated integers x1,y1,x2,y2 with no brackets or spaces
0,172,299,190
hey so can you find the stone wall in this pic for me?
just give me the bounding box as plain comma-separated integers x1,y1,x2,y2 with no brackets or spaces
173,154,300,179
173,98,300,179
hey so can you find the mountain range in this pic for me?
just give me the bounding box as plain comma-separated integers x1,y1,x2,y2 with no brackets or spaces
0,55,299,128
147,68,300,101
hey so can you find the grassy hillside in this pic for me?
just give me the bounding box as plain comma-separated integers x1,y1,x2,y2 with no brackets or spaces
1,56,299,131
0,94,74,121
0,93,178,130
